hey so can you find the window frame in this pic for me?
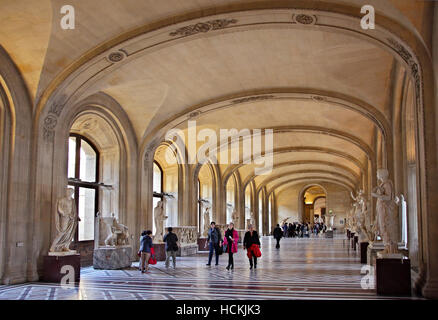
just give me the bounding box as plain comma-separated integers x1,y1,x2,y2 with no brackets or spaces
67,133,100,243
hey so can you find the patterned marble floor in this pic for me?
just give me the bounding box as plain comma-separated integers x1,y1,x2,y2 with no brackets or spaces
0,235,420,300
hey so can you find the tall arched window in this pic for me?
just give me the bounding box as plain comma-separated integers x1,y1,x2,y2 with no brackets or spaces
68,134,99,242
152,161,163,234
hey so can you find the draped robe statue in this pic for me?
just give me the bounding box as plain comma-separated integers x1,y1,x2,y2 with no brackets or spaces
202,207,211,237
249,211,256,229
50,187,80,253
232,209,239,228
371,169,400,254
154,200,168,242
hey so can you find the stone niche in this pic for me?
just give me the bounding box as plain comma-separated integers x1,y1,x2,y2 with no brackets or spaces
93,213,132,269
172,226,198,256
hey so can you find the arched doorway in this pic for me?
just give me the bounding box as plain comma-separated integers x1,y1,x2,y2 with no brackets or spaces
301,186,327,224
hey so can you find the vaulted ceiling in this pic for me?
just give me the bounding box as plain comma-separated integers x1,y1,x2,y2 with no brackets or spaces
0,0,433,199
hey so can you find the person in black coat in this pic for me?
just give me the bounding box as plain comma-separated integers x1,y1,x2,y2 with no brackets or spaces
273,224,283,249
243,224,261,269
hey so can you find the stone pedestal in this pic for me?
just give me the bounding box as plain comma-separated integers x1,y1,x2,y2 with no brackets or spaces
347,229,351,239
367,242,408,266
43,254,80,283
93,246,132,269
360,242,369,263
376,257,411,296
325,230,333,238
153,242,166,261
350,232,355,248
198,238,208,251
177,244,198,256
353,235,358,251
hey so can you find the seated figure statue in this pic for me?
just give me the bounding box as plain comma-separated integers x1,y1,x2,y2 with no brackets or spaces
102,213,129,246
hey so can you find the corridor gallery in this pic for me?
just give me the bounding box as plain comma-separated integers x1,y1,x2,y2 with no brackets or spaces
0,0,437,302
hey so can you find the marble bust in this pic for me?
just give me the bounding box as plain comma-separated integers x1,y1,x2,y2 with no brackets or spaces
371,169,400,254
49,187,80,253
153,200,168,243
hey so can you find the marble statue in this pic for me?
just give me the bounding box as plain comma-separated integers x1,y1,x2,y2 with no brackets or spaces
249,211,256,229
371,169,400,254
327,212,336,231
153,200,168,243
232,209,239,228
49,187,80,253
202,207,211,238
102,213,129,246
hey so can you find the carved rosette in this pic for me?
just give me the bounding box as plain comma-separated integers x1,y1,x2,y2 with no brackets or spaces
107,51,125,63
43,96,67,143
293,14,317,25
169,19,238,37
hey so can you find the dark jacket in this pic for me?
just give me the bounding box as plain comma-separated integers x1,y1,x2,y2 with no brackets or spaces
273,227,283,239
243,230,260,249
140,235,153,253
163,232,179,252
207,227,222,244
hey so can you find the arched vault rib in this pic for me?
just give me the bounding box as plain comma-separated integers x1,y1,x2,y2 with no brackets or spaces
242,160,360,191
255,170,357,194
141,89,389,160
222,146,366,186
266,177,354,198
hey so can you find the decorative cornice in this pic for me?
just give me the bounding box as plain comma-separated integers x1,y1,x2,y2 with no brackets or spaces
231,95,275,104
169,19,238,37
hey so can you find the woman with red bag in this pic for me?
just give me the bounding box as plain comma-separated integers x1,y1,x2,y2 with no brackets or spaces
139,230,153,273
243,224,261,269
223,222,239,270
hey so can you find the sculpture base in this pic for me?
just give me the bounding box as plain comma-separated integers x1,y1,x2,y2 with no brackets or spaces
353,236,358,251
177,244,198,257
377,252,404,259
198,238,208,251
43,254,80,283
376,257,411,296
325,230,333,238
360,242,369,263
153,243,166,261
93,246,132,270
367,242,409,265
48,250,78,256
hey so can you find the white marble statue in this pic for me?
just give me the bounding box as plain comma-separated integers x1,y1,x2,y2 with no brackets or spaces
371,169,400,254
249,211,256,229
202,207,211,238
153,200,168,243
49,187,80,253
102,213,129,246
327,212,336,231
232,209,239,228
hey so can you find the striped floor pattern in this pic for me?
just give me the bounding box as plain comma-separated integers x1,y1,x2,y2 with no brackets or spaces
0,235,421,300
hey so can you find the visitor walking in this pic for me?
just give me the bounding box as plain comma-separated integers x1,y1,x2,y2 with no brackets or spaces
223,222,239,270
163,227,179,269
139,230,153,273
273,224,283,249
205,221,222,266
243,224,261,269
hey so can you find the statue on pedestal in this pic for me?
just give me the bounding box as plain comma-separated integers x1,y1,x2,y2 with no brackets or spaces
202,207,211,238
371,169,400,254
49,187,80,253
351,190,374,242
327,212,336,230
153,200,168,243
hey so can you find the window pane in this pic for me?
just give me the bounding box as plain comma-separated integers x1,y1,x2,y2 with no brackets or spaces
78,187,95,241
153,163,162,193
80,139,97,182
68,137,76,178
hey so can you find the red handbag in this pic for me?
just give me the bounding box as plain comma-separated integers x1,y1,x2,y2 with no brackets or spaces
148,247,157,265
252,244,262,258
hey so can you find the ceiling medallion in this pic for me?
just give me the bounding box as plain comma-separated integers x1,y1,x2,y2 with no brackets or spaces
107,51,125,63
294,14,317,25
169,19,238,37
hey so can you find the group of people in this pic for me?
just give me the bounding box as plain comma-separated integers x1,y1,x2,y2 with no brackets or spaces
138,222,262,273
280,222,327,239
